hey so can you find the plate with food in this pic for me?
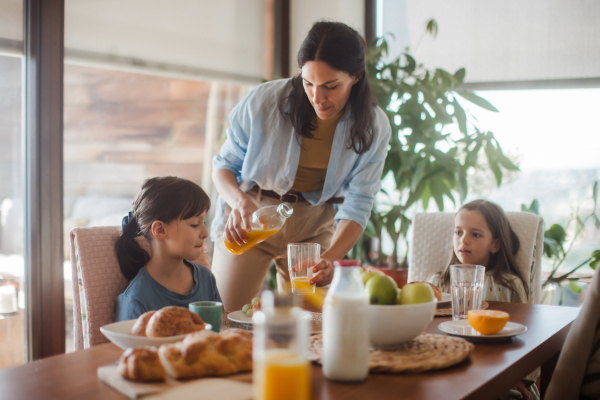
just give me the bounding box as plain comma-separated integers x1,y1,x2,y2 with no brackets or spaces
228,297,322,332
100,306,212,350
438,310,527,340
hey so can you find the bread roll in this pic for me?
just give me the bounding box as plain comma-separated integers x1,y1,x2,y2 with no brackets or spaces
118,347,166,382
159,329,253,379
146,306,205,337
130,311,155,337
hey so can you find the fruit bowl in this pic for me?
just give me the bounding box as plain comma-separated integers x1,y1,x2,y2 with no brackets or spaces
368,299,437,348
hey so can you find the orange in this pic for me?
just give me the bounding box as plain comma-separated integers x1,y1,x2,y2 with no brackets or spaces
467,310,510,335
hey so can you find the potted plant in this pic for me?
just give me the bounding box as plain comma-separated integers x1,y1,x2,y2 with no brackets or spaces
350,21,517,282
522,181,600,305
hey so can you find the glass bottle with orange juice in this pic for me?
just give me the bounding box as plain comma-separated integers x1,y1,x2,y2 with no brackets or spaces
224,202,293,255
253,291,311,400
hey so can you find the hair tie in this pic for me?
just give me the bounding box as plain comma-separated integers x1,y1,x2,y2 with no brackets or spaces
122,211,140,238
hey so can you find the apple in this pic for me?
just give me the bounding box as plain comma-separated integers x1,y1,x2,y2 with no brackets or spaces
399,282,435,305
366,275,398,305
396,289,402,305
361,269,385,285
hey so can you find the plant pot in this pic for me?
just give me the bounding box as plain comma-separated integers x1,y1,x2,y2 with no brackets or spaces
371,267,408,289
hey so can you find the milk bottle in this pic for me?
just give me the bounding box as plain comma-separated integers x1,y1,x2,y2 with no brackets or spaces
322,264,369,381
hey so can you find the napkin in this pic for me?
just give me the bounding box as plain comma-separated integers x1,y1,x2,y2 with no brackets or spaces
97,365,252,399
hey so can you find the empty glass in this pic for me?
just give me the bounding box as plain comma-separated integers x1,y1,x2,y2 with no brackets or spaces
450,264,485,321
287,243,320,294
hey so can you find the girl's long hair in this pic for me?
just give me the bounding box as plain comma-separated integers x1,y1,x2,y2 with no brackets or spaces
279,21,376,154
115,176,211,281
439,200,529,299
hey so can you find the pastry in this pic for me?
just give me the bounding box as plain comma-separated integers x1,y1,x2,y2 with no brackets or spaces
252,299,262,313
159,329,253,379
411,281,442,301
118,347,166,382
130,311,155,337
146,306,206,337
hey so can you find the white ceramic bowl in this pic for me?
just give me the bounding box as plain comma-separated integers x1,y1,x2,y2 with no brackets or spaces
100,319,212,350
368,299,437,348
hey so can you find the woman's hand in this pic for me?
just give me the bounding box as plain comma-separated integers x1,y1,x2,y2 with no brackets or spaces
224,194,258,245
309,258,334,286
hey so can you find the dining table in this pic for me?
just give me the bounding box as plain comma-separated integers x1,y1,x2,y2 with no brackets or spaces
0,301,579,400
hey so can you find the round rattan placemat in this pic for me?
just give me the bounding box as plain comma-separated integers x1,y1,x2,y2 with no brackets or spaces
308,332,474,373
435,300,489,317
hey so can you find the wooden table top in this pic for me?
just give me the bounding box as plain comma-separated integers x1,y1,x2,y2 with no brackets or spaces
0,302,579,400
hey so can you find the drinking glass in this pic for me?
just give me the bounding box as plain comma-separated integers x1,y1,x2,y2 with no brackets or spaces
450,264,485,321
189,301,223,332
287,243,320,294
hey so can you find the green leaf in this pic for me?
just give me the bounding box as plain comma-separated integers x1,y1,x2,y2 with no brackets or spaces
402,53,416,74
529,199,540,215
453,68,466,84
426,18,438,38
484,142,503,185
456,91,499,112
545,224,567,245
569,281,582,295
452,100,468,135
411,158,428,191
457,166,468,203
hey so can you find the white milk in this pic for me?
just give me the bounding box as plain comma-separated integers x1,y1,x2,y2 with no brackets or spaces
322,292,369,381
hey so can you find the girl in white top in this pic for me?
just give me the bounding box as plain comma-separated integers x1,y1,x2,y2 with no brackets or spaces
428,200,537,400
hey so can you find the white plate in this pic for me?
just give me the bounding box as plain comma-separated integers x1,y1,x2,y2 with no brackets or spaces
438,320,527,340
100,319,212,350
227,310,253,324
228,310,321,333
437,293,452,307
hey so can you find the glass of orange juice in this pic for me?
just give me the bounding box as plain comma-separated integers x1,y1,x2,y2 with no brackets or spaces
253,292,311,400
288,243,320,295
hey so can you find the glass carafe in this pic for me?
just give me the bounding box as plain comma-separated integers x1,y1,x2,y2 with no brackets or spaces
224,202,293,254
253,291,311,400
322,265,369,381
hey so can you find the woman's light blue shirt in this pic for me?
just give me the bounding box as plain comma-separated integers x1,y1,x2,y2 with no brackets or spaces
211,78,391,240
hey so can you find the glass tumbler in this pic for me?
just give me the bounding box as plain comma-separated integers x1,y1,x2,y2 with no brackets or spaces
288,243,320,294
450,264,485,320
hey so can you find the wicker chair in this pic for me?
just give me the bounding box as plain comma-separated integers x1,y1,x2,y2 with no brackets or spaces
407,211,544,304
70,226,209,350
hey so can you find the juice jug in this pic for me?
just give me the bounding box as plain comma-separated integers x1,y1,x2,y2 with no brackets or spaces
224,202,293,255
253,291,311,400
322,263,369,381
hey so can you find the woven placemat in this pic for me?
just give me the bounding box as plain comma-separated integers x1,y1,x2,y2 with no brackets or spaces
308,332,473,373
435,300,489,317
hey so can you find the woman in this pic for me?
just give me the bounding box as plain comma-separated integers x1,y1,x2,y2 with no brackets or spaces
211,21,391,311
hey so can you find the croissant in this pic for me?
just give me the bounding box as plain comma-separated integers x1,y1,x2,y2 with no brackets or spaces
130,311,155,337
158,329,253,379
118,347,166,382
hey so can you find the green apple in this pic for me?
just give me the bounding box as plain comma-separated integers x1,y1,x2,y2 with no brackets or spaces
399,282,435,305
366,275,398,305
361,269,385,285
396,289,402,304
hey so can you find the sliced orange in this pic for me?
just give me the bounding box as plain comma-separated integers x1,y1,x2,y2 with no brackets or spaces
467,310,510,335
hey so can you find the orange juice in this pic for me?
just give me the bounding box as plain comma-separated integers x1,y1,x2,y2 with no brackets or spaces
224,228,280,255
292,276,315,294
255,349,311,400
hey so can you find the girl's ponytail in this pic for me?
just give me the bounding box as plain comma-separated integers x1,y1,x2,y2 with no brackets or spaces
115,212,150,281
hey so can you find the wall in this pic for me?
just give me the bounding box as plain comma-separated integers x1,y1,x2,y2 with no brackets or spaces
289,0,364,76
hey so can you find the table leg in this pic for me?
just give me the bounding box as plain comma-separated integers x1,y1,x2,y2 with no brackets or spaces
540,352,560,399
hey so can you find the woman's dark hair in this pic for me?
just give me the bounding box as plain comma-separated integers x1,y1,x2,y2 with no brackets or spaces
439,200,529,300
279,21,376,154
115,176,211,281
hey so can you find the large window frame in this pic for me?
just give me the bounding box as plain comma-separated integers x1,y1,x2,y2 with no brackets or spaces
24,0,65,360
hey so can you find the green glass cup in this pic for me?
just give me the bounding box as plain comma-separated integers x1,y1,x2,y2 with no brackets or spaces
189,301,223,332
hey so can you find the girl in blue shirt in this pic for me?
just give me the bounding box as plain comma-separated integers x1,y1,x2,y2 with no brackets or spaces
114,176,221,321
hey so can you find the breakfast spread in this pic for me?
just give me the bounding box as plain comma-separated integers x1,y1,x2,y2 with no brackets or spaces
118,346,166,382
130,306,206,337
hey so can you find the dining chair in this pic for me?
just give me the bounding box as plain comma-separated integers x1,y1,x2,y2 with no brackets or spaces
407,211,544,304
70,226,210,350
545,266,600,400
